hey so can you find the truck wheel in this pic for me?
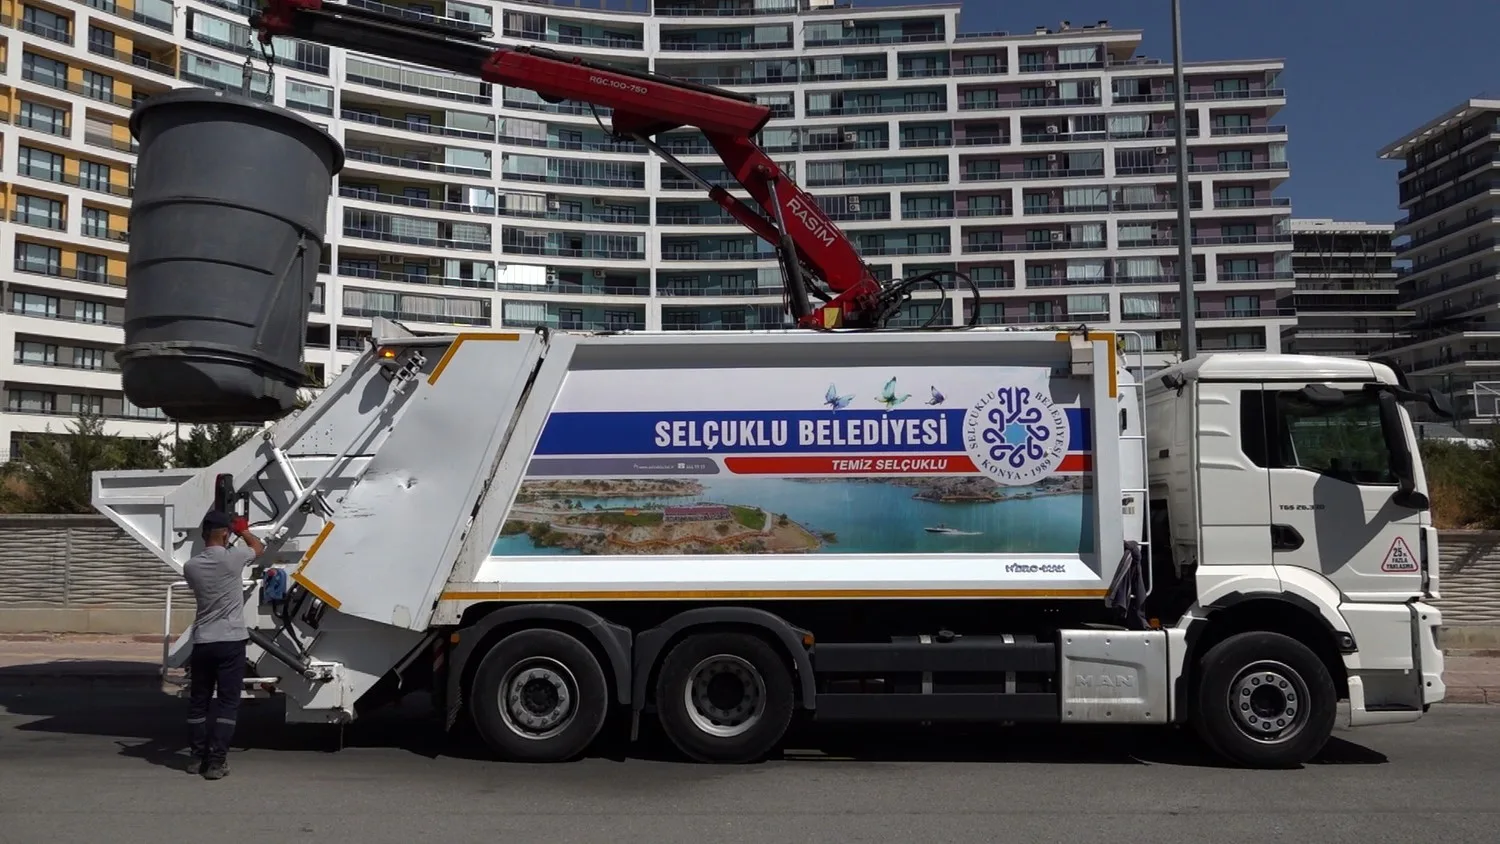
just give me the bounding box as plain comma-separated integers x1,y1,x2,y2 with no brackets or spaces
654,632,794,763
1193,631,1337,769
469,628,609,763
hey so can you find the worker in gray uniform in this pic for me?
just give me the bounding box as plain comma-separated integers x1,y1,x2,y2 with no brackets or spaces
182,510,264,779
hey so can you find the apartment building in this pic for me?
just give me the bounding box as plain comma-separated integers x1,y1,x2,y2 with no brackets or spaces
1282,218,1406,358
1378,96,1500,424
0,0,1292,452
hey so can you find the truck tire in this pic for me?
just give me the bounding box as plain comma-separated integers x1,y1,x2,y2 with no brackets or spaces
468,628,610,763
1193,631,1337,769
654,632,795,764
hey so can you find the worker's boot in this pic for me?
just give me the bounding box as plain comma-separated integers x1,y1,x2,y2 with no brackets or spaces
185,755,205,775
202,759,229,780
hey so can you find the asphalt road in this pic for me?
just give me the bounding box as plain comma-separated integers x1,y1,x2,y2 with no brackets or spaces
2,682,1498,844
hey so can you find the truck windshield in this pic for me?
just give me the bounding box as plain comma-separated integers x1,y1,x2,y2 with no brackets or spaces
1275,391,1396,485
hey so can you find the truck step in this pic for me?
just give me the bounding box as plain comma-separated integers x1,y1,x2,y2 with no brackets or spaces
162,674,279,700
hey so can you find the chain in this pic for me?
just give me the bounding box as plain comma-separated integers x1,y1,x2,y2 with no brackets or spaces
240,35,278,97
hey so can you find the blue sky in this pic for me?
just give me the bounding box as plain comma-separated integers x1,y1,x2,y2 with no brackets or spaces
854,0,1500,224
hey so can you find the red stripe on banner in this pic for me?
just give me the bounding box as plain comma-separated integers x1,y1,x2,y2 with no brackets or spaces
723,453,1092,475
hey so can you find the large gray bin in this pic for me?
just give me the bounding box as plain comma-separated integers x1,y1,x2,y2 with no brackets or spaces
119,88,344,423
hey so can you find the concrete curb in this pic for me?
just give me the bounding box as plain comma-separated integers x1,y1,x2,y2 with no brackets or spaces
0,634,169,644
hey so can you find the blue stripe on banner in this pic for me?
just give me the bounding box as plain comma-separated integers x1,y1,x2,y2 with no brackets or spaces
533,408,1092,456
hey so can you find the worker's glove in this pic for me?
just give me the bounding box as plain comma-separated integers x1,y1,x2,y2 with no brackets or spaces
230,516,250,534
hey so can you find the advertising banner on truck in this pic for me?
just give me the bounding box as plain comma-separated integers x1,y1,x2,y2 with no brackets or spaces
492,365,1095,560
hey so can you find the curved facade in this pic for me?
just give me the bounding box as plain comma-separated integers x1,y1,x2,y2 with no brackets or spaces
0,0,1293,453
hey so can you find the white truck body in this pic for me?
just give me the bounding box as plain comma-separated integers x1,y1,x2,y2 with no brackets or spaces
92,323,1445,767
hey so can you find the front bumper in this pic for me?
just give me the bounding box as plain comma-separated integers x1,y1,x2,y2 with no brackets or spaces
1414,601,1446,706
1341,601,1444,726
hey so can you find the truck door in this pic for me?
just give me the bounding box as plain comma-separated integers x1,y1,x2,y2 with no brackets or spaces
1245,383,1425,600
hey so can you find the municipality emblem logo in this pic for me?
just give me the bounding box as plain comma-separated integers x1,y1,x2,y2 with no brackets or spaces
963,383,1070,486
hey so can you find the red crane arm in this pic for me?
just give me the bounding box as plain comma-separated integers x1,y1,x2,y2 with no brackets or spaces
251,0,894,329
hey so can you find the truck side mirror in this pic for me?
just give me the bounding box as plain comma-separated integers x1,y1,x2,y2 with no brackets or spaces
1426,388,1455,419
1378,391,1428,509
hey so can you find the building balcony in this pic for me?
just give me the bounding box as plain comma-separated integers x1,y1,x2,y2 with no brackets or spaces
344,148,492,179
659,36,793,52
79,222,131,245
961,167,1106,183
858,243,952,257
804,32,945,48
955,134,1010,147
83,0,174,33
652,1,800,17
1396,213,1500,253
11,258,127,291
660,251,771,263
806,101,947,118
1398,264,1500,305
349,0,493,34
338,186,493,216
19,63,135,109
1209,124,1289,138
503,171,646,190
1407,351,1500,374
344,59,491,105
1224,270,1297,283
963,238,1108,254
334,264,498,292
967,309,1112,328
800,68,889,83
340,109,495,143
13,162,133,200
1122,306,1296,323
341,226,491,253
503,206,647,226
500,243,646,262
85,40,177,80
899,65,952,80
496,281,649,298
822,208,894,223
657,282,777,297
1406,237,1500,274
1113,87,1285,105
6,305,122,329
16,15,73,46
497,133,645,155
807,172,949,188
342,306,490,327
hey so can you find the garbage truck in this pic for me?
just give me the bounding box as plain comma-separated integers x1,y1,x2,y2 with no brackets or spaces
90,0,1449,769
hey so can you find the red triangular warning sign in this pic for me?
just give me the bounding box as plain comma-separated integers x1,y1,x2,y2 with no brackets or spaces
1381,536,1419,573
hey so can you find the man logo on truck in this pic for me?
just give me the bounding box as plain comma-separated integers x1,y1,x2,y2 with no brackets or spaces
963,382,1069,486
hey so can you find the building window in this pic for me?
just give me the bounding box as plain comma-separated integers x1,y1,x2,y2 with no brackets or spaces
18,100,68,135
14,242,62,275
13,292,61,318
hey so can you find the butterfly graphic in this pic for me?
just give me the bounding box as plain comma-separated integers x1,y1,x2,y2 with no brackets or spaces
876,377,911,412
824,383,854,411
926,386,946,406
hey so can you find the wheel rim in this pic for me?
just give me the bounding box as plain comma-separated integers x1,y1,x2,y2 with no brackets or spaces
498,657,577,741
683,654,766,738
1227,660,1309,745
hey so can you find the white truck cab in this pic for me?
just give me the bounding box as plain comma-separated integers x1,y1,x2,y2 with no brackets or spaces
1145,353,1446,761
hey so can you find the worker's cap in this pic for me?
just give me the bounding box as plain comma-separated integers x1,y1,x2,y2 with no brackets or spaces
201,511,233,531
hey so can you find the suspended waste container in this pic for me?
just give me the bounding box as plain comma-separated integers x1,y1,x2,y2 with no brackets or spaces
119,87,344,423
